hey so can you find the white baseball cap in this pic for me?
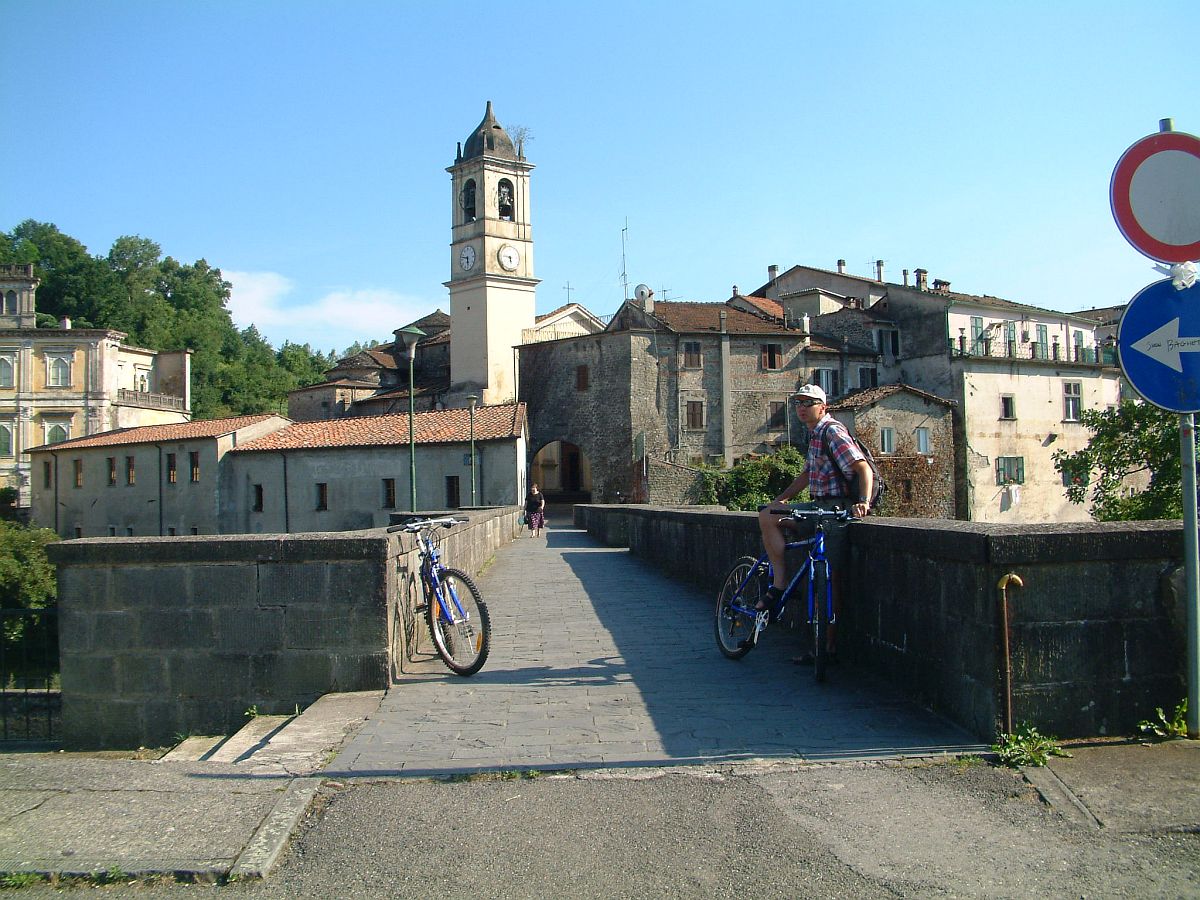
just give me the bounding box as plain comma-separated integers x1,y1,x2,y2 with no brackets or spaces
795,384,827,404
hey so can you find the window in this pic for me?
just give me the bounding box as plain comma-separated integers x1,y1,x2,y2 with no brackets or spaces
996,456,1025,485
497,179,515,221
126,456,136,485
46,423,68,444
108,526,116,536
382,478,396,509
460,178,476,221
1035,324,1049,360
767,401,786,428
902,478,914,502
686,400,705,429
0,425,11,457
190,527,199,535
915,427,930,455
167,527,176,536
0,357,13,388
107,457,116,485
970,316,984,354
189,451,200,482
576,364,589,391
879,427,895,454
683,341,702,368
1000,395,1016,420
858,367,878,389
1063,381,1082,421
74,527,82,538
760,344,783,370
3,290,15,314
48,356,71,387
814,369,840,398
126,527,134,537
73,458,83,488
315,482,328,511
876,329,900,357
252,484,264,512
167,453,177,484
43,461,51,489
1004,322,1017,355
445,475,461,508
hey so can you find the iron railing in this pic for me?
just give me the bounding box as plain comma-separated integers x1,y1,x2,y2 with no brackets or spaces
948,337,1115,365
1,608,59,745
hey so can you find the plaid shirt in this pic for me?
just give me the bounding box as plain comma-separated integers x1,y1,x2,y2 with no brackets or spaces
806,415,865,498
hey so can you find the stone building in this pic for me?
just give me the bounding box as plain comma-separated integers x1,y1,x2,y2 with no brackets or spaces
750,261,1123,522
28,414,289,538
828,384,956,518
223,404,528,533
0,264,192,506
518,294,879,503
29,404,527,537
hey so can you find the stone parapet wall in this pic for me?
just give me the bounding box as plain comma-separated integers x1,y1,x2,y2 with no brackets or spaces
575,505,1185,741
50,507,521,749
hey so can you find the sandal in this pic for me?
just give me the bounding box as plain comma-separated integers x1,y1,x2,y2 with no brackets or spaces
755,585,784,612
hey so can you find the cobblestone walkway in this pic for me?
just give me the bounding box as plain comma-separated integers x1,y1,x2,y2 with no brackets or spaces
329,515,980,776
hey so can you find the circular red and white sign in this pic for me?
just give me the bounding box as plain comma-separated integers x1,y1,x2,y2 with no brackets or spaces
1110,130,1200,264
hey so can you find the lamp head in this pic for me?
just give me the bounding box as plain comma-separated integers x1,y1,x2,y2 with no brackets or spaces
397,325,426,356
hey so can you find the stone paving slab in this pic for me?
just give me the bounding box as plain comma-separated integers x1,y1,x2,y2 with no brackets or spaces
330,520,981,776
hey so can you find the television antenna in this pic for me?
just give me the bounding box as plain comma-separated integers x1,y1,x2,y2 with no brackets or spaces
620,219,630,301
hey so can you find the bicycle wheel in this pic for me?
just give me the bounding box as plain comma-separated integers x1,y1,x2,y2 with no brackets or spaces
811,562,829,683
715,556,765,659
427,567,491,676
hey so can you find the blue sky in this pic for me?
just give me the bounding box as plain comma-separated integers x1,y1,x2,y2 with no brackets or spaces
2,1,1196,354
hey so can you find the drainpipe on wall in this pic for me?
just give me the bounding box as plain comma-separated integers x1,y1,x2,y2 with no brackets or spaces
278,452,290,533
719,311,732,466
156,444,163,536
51,452,59,535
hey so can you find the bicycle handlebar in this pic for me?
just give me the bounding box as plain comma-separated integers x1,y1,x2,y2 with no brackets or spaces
387,515,469,534
759,504,852,522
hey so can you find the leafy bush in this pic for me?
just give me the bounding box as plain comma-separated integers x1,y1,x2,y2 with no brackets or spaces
992,722,1071,767
1138,699,1188,739
698,446,807,511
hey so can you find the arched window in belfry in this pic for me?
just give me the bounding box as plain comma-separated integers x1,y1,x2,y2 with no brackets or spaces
497,179,514,221
0,358,12,388
4,291,16,315
0,424,11,457
460,179,476,223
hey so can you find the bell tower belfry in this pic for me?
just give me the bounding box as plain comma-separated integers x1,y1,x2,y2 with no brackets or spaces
446,102,538,405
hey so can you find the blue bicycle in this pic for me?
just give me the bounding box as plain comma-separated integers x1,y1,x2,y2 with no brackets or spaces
389,516,491,676
714,506,849,682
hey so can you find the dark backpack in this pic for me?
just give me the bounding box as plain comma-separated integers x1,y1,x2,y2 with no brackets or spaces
820,421,887,511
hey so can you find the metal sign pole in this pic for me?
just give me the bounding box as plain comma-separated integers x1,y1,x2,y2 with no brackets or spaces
1183,414,1200,737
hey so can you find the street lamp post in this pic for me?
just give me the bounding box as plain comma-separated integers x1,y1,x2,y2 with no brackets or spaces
397,325,426,512
466,394,479,506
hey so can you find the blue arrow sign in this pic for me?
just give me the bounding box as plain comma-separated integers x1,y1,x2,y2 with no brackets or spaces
1119,278,1200,412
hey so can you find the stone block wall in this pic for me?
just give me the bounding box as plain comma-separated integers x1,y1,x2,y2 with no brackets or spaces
51,508,521,749
575,505,1185,741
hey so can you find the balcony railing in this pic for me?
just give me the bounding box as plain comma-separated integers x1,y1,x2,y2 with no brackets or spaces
117,388,186,410
948,337,1114,365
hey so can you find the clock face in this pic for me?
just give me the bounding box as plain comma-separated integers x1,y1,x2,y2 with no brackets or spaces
498,245,520,272
459,245,476,271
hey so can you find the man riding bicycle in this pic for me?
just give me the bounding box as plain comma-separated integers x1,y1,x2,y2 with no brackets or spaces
756,383,873,662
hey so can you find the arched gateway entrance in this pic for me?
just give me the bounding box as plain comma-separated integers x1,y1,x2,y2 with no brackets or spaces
530,440,592,503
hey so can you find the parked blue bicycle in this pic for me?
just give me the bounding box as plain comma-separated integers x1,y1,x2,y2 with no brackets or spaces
714,506,849,682
389,516,491,676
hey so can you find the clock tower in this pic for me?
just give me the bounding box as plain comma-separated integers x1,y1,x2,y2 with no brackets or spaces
446,101,538,405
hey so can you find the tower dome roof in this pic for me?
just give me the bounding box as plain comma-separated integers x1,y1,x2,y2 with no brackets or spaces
461,101,517,161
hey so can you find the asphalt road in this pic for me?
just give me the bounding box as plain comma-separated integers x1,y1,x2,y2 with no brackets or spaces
12,758,1199,898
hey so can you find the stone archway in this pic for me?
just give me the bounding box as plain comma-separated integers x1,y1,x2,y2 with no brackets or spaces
530,440,592,503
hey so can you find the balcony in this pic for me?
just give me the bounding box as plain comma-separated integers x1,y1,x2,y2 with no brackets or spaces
948,337,1114,366
117,388,186,411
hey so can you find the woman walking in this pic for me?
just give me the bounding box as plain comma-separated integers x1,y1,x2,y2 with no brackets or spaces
526,483,546,537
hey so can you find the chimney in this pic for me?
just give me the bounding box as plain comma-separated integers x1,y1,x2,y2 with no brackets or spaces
903,268,910,286
875,259,885,282
719,310,727,333
801,313,811,347
59,316,72,329
915,268,929,291
837,259,846,274
768,264,779,282
732,285,739,297
933,278,951,293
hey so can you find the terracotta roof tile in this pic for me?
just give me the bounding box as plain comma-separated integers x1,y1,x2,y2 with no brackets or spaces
649,301,797,334
232,403,526,452
829,383,954,410
27,414,287,453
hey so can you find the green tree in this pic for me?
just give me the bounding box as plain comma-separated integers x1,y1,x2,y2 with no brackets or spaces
0,521,59,647
698,445,808,510
1053,401,1183,520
